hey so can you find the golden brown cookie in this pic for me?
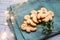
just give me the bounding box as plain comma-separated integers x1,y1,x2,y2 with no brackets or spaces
26,27,31,32
21,24,27,30
48,11,54,17
24,15,36,26
30,10,38,23
42,17,49,22
30,27,37,31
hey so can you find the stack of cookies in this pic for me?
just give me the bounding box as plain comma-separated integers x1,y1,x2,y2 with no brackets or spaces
21,7,54,32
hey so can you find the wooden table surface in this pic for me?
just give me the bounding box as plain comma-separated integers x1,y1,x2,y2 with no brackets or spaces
0,0,60,40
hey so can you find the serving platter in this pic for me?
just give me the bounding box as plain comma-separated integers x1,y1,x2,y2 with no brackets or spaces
7,0,60,40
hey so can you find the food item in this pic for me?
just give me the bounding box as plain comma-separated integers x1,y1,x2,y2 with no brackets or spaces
40,8,47,19
37,8,48,19
24,21,27,24
21,24,37,32
37,10,41,19
30,10,38,23
41,7,47,13
30,10,37,14
24,15,36,26
26,27,31,32
21,7,54,32
42,17,49,22
38,20,41,23
24,15,30,21
30,27,37,31
21,24,27,30
40,13,47,19
48,11,54,17
47,15,53,21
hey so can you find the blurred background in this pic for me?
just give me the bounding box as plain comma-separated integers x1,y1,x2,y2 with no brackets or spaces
0,0,25,40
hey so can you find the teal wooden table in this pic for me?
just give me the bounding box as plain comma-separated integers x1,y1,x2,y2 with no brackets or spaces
0,0,60,40
7,0,60,40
